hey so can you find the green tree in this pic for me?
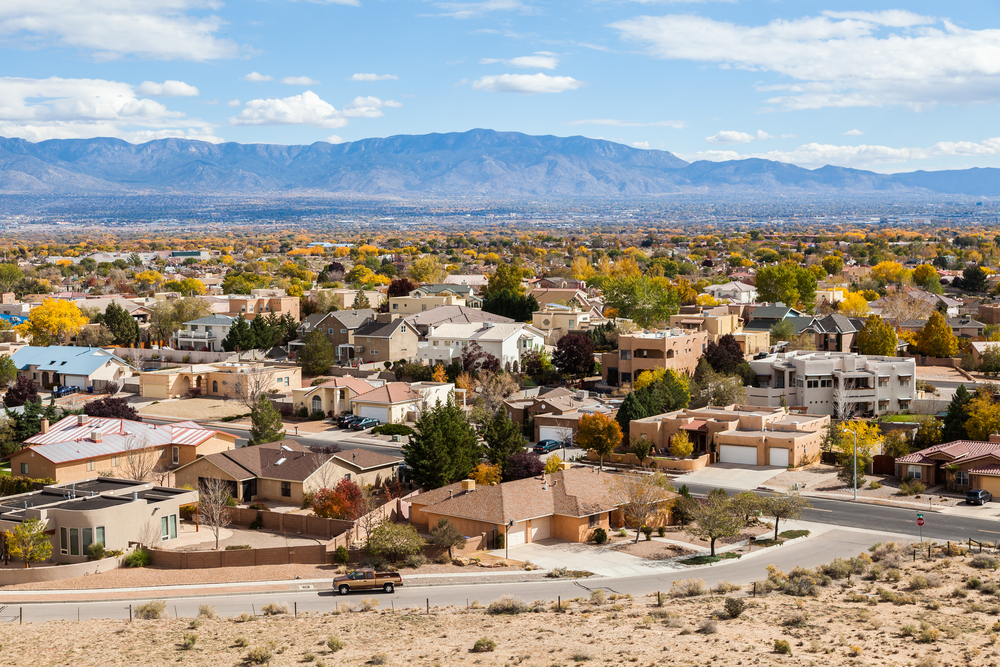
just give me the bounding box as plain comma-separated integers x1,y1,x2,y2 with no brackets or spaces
958,265,989,292
761,494,810,541
755,263,817,312
5,517,51,568
104,301,140,347
635,369,690,415
248,394,285,446
769,319,796,342
480,290,539,321
0,262,23,294
429,518,467,559
916,311,958,358
352,290,371,309
821,256,844,276
616,391,648,440
0,354,17,386
366,522,425,562
482,409,527,473
221,314,256,353
602,274,680,328
403,399,481,489
856,315,896,357
691,489,741,557
249,315,274,350
484,263,525,296
942,384,972,442
298,329,337,376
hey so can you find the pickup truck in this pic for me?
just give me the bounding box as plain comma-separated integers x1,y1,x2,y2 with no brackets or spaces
333,568,402,595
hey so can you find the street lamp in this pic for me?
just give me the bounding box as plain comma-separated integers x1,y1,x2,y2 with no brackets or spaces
843,427,858,501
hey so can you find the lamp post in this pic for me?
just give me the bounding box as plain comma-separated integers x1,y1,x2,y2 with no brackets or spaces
843,427,858,501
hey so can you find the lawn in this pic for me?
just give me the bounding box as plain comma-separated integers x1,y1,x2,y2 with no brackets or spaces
881,414,933,423
0,462,9,477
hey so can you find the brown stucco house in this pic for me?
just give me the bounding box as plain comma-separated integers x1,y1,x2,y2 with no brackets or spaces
409,467,676,547
352,317,419,364
896,436,1000,495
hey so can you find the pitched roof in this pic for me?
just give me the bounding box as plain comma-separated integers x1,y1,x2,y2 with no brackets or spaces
11,346,132,375
353,382,420,405
329,309,376,329
814,314,857,334
403,306,512,328
333,448,402,470
427,322,542,343
706,281,755,293
354,318,410,339
897,439,1000,465
415,284,475,296
201,440,327,482
301,376,377,398
748,305,802,320
184,314,236,326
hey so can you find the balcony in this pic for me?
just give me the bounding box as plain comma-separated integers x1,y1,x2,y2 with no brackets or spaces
175,330,217,340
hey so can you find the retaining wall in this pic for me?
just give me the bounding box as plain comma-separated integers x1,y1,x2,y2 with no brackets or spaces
149,544,326,569
0,555,120,585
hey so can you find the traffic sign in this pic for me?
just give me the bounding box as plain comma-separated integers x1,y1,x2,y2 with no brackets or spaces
917,513,923,518
917,518,925,526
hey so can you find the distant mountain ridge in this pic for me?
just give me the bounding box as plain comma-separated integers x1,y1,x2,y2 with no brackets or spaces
1,129,999,197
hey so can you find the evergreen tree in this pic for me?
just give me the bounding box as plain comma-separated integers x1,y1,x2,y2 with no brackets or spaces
352,290,371,309
403,399,481,490
104,302,140,347
249,315,274,350
222,314,256,352
481,289,539,321
298,329,337,376
10,399,44,442
248,393,285,446
482,409,527,472
616,391,648,439
942,384,972,442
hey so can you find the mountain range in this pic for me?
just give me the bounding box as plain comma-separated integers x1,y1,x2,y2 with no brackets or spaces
1,129,999,198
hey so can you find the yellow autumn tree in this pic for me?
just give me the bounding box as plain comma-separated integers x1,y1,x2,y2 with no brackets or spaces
470,462,502,486
432,364,447,383
17,298,88,346
839,292,870,317
634,368,667,391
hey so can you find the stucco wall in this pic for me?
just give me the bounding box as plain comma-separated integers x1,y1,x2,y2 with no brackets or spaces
0,555,121,585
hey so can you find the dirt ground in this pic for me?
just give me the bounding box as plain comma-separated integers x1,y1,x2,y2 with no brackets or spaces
6,542,1000,666
611,540,695,560
171,526,326,552
769,465,963,507
137,397,251,420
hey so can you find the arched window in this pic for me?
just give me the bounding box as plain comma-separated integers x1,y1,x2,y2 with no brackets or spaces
212,381,218,393
312,395,322,413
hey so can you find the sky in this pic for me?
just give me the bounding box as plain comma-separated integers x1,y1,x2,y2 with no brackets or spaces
3,1,1000,173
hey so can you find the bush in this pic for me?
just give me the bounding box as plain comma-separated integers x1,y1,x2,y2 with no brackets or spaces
641,526,654,541
619,528,627,537
333,546,350,565
869,481,882,490
917,621,941,643
972,555,1000,570
198,605,217,619
326,636,344,652
261,603,288,616
403,554,426,568
297,406,309,419
657,526,666,537
472,637,497,653
670,579,706,598
488,595,527,615
698,620,719,634
898,479,927,496
590,589,605,605
249,512,264,530
135,600,166,619
371,424,415,436
908,573,942,590
494,534,504,549
369,653,388,665
547,566,568,579
248,502,269,511
773,639,791,655
724,597,745,619
87,541,106,561
359,597,379,612
309,410,325,421
123,548,151,568
301,491,315,509
181,633,197,650
592,527,607,544
245,646,273,665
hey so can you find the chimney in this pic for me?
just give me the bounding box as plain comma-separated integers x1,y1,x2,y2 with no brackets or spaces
990,434,1000,444
77,414,89,426
40,418,49,434
462,479,476,492
92,429,103,443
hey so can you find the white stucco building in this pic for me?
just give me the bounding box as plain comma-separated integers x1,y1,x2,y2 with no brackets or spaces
418,322,546,368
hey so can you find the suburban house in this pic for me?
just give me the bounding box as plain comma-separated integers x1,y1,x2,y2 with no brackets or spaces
11,415,236,483
172,314,236,352
306,288,386,311
11,346,135,391
173,441,401,506
419,322,546,368
531,304,606,345
402,306,512,337
531,403,617,444
704,281,758,303
223,292,301,321
0,478,198,563
504,388,605,439
291,309,376,361
743,304,807,332
528,288,590,310
601,328,709,386
745,351,918,417
389,284,482,314
443,274,489,288
70,296,152,323
290,375,380,418
896,436,1000,495
631,405,830,467
898,315,986,339
409,468,677,546
668,306,770,356
352,318,420,364
350,381,455,423
797,314,859,353
138,361,301,399
872,288,962,319
970,342,1000,367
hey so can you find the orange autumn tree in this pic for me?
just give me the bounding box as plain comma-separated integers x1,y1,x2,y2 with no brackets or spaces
576,412,623,471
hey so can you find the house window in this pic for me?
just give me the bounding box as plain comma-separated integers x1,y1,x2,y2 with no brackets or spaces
899,376,911,387
213,381,218,393
588,513,600,528
344,473,351,481
96,526,105,547
372,350,379,356
907,465,922,480
60,527,68,555
281,481,291,497
878,377,889,387
284,377,289,386
70,528,79,556
111,456,120,467
161,514,178,541
956,470,970,486
806,379,819,389
172,447,180,465
20,463,27,475
899,400,911,411
312,396,322,412
87,460,95,472
341,329,346,333
82,527,93,554
620,350,632,360
328,328,334,334
878,400,889,411
820,379,833,388
796,378,803,388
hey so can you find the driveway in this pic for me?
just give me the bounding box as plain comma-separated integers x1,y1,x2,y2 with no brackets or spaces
491,538,683,577
673,463,785,491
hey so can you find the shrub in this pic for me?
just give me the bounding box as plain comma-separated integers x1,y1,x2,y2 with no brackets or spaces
333,546,350,565
571,652,592,662
359,598,379,612
589,589,606,605
135,600,166,620
909,573,942,590
123,548,150,568
188,618,201,629
260,603,287,616
248,512,264,530
869,481,882,490
898,479,927,496
784,613,808,628
245,646,273,665
87,541,106,561
773,639,791,655
547,566,568,579
657,526,666,537
698,620,719,634
488,595,527,615
724,597,745,618
917,621,941,643
326,636,344,653
234,637,249,647
494,534,504,549
403,554,426,569
714,581,738,594
982,581,999,595
371,424,415,436
848,645,862,657
592,527,608,544
472,637,497,653
641,526,654,541
670,578,707,598
618,528,627,537
972,555,1000,570
248,502,269,511
301,491,315,509
225,544,251,551
198,605,217,619
181,633,197,650
369,653,388,665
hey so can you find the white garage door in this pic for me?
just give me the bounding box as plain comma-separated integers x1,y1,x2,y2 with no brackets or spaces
506,521,526,547
768,448,789,468
719,445,758,465
538,427,568,443
529,516,551,542
358,405,389,422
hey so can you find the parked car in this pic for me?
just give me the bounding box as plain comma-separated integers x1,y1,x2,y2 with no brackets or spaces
51,385,78,398
533,439,560,454
334,568,402,594
967,489,993,505
338,414,362,428
351,417,380,431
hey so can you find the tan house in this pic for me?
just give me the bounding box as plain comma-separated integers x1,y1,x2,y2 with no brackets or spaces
225,290,301,321
11,415,236,483
410,468,677,546
292,309,376,362
668,306,770,356
309,288,386,311
351,381,455,423
630,405,830,467
896,436,1000,495
531,304,606,345
352,318,420,364
602,328,708,386
173,441,401,506
290,375,379,417
504,388,606,439
139,362,301,399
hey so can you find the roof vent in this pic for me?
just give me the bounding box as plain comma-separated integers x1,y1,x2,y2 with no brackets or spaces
78,414,89,426
461,479,476,492
92,430,103,443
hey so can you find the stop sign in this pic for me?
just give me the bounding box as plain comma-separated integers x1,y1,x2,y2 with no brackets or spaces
917,518,925,526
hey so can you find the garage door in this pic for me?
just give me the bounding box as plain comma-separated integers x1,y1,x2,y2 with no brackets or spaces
768,448,789,468
719,445,758,465
357,405,389,422
506,521,526,547
977,476,1000,498
529,516,551,542
538,426,569,443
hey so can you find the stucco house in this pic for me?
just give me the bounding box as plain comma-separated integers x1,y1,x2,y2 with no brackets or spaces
172,314,235,352
290,375,380,418
139,361,301,399
704,281,758,303
352,318,420,364
11,346,135,392
896,435,1000,495
419,322,546,368
601,328,708,386
350,381,455,423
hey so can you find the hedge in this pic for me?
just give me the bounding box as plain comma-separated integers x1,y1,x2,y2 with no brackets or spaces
0,476,54,496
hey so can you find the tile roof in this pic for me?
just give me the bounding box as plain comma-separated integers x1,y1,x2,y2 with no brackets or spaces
302,376,377,398
897,439,1000,465
11,346,133,375
353,382,420,405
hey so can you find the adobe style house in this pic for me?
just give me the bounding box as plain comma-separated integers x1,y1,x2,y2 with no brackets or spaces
0,478,198,563
350,381,455,423
173,441,401,506
139,361,301,399
11,415,236,483
896,436,1000,495
601,328,708,386
290,375,380,417
668,306,769,356
224,290,301,321
630,405,830,467
409,468,677,546
11,346,135,391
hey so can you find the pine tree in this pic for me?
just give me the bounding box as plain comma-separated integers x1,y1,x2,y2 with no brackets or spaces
248,393,285,446
298,329,337,376
403,399,480,490
616,391,648,439
249,315,273,350
942,383,972,442
104,302,140,347
222,314,255,353
351,290,371,309
482,409,527,472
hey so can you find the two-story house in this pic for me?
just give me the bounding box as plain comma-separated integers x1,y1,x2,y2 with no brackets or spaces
668,306,769,357
225,290,300,321
291,309,376,361
601,328,709,386
419,322,546,368
173,314,235,352
352,318,420,364
531,303,604,345
388,285,480,315
704,281,758,303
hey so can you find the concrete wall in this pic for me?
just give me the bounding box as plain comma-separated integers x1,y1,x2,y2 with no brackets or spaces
0,555,120,585
585,450,711,472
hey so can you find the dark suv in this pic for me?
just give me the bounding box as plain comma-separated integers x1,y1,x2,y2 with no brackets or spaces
967,489,994,505
338,414,361,428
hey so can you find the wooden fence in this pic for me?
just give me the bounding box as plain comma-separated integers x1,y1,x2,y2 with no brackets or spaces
229,507,353,540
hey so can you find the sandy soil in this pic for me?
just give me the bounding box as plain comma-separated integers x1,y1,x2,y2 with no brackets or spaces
611,540,695,560
769,465,963,507
138,397,251,420
6,543,1000,666
171,526,325,552
660,525,774,550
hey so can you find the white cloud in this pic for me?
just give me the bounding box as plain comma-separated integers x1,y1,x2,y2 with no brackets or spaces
136,80,199,97
471,73,583,94
229,91,400,128
326,134,347,144
281,76,320,85
243,72,273,83
349,73,399,81
431,0,536,19
0,76,219,143
0,0,239,61
706,129,773,145
844,129,865,136
481,52,559,70
227,99,241,107
632,141,650,149
611,12,1000,109
567,118,686,128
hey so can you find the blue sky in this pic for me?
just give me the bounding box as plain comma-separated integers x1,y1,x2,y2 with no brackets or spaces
3,1,1000,172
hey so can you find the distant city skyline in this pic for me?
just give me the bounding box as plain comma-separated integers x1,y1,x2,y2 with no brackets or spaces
2,1,999,173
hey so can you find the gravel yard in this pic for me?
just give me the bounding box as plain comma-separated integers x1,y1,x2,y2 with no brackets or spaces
170,527,324,552
137,397,250,421
768,464,962,507
610,540,695,560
